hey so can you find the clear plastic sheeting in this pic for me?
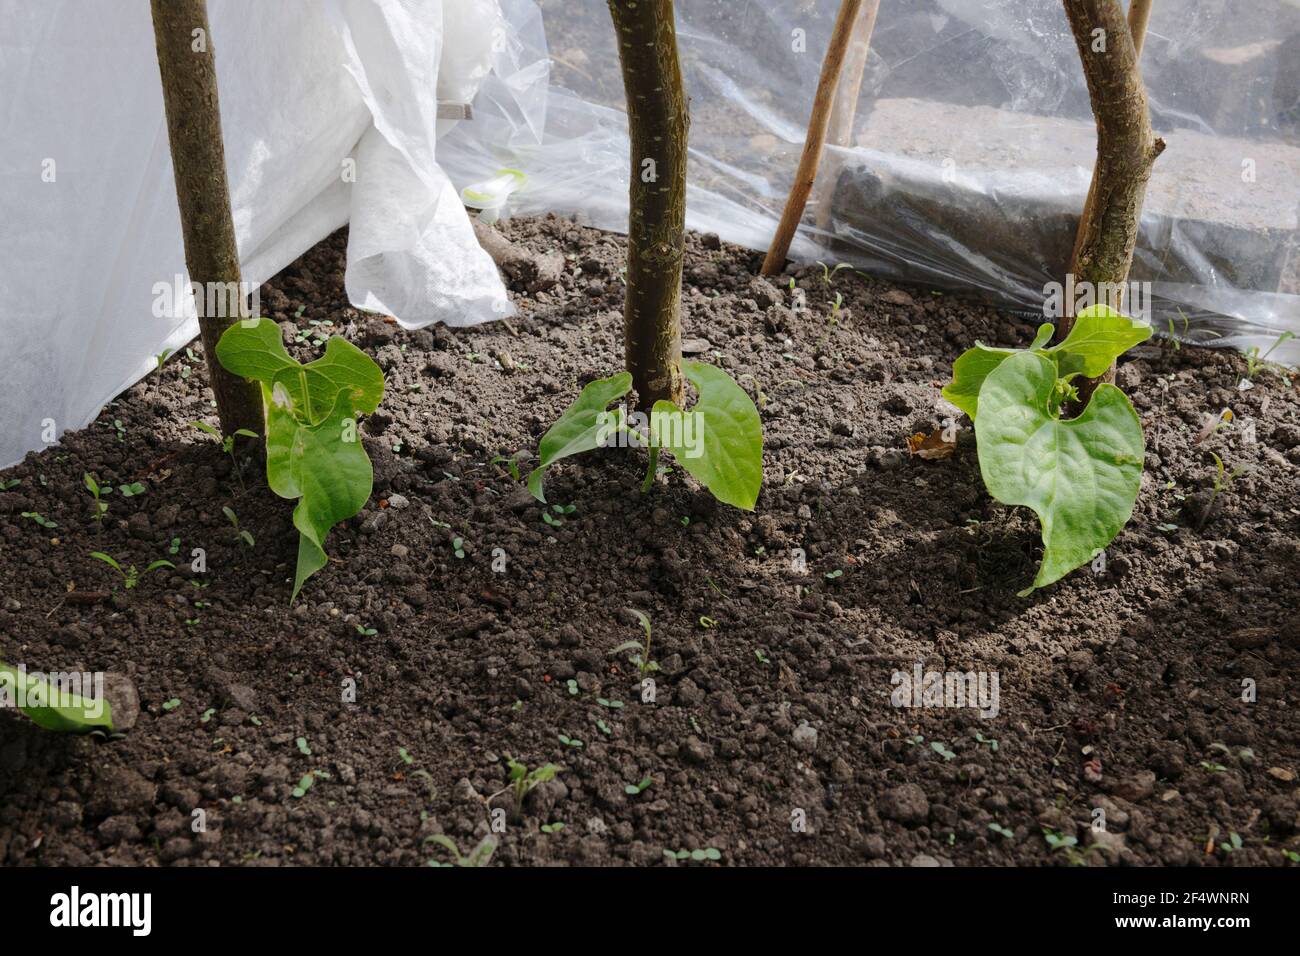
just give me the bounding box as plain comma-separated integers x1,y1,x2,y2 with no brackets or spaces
446,0,1300,363
0,0,513,468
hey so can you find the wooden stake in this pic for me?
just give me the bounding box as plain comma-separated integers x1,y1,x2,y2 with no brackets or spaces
1061,0,1165,405
1066,0,1155,299
150,0,263,437
608,0,688,408
815,0,881,233
761,0,865,276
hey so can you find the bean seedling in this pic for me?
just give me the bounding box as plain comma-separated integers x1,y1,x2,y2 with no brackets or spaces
943,304,1150,593
216,317,384,600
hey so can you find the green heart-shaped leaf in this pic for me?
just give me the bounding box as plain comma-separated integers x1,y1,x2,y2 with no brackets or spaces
527,372,632,502
216,318,383,601
975,351,1144,594
651,360,762,510
0,663,113,733
1047,303,1152,380
943,324,1052,421
214,318,298,383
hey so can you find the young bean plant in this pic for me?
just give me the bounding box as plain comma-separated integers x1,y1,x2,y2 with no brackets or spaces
0,663,114,732
528,362,762,511
215,318,384,600
943,304,1150,594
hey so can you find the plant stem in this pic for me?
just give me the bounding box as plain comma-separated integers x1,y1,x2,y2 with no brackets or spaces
641,445,660,494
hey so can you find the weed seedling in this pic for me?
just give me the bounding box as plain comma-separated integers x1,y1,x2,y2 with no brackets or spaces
83,473,110,523
1219,832,1243,855
192,421,258,477
494,758,559,817
541,822,565,834
0,478,20,491
558,734,583,749
1244,331,1294,379
21,511,56,529
1202,452,1248,527
425,834,497,868
89,552,174,589
665,847,722,863
355,624,377,637
222,506,255,550
624,776,653,796
612,608,658,678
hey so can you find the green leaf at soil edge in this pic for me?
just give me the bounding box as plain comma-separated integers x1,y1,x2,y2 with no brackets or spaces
528,371,633,503
975,351,1144,594
650,360,762,510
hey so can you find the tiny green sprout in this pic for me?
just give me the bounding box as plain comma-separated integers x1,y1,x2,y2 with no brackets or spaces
824,568,843,580
974,731,999,753
596,697,624,709
193,421,259,477
541,822,565,834
989,823,1014,840
542,510,562,528
249,715,263,726
1244,331,1294,379
0,478,20,491
681,515,690,527
829,290,844,320
425,834,497,868
83,473,110,523
162,698,181,712
1219,832,1244,854
566,678,579,696
558,734,583,749
698,615,717,629
596,718,612,736
931,741,956,760
1043,828,1078,852
1282,849,1300,864
398,747,415,765
624,776,652,796
292,772,316,798
666,847,722,864
354,624,377,637
155,349,173,369
118,482,146,497
22,511,57,529
612,608,659,678
498,758,559,815
1201,760,1227,773
112,419,126,441
905,734,925,747
89,552,175,590
452,537,465,559
296,737,312,756
1202,451,1248,528
168,537,181,555
491,453,524,483
553,503,576,516
222,505,255,549
755,649,771,665
200,708,216,723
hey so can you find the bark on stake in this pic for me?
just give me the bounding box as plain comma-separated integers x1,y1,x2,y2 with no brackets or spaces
1067,0,1155,288
609,0,687,408
151,0,263,436
761,0,864,276
815,0,881,232
1060,0,1164,405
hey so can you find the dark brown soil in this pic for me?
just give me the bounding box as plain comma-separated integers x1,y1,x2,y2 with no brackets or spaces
1,217,1298,868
